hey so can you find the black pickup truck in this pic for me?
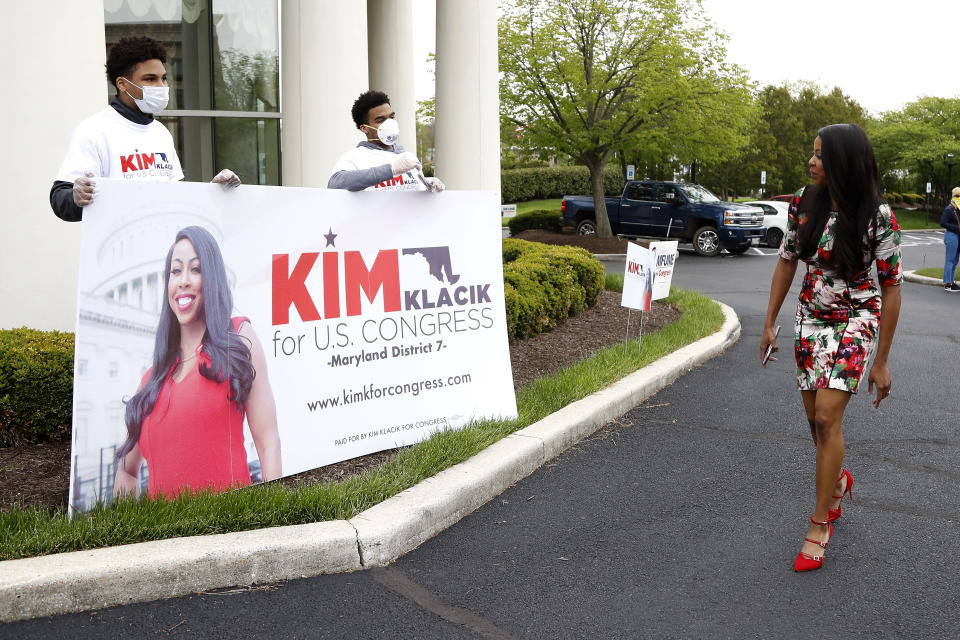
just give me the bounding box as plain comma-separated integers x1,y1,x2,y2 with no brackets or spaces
561,180,766,256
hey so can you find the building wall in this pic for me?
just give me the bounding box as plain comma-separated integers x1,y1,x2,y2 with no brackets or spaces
0,1,106,330
280,0,370,188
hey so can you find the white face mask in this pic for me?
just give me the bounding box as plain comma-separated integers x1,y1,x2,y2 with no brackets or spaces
367,118,399,146
122,77,169,114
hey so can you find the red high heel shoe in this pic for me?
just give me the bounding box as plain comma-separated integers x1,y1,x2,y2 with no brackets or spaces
827,468,854,523
794,517,833,572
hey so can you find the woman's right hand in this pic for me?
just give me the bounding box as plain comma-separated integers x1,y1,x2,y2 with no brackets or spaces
760,325,779,367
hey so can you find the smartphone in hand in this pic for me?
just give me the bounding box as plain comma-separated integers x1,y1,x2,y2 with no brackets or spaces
762,325,781,366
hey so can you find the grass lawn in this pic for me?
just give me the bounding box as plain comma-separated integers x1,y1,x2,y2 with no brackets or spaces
0,287,722,561
915,267,959,280
893,208,944,230
517,198,562,215
503,199,563,226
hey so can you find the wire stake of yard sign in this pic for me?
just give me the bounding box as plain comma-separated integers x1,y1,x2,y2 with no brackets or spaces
623,309,644,353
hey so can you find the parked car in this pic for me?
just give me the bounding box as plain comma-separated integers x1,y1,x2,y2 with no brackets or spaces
769,194,795,202
561,181,766,256
744,200,789,248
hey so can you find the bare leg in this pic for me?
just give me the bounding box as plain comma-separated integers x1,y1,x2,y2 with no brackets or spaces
800,388,851,559
800,390,817,446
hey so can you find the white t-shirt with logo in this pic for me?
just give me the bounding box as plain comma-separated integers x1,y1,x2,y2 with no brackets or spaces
330,143,425,191
55,106,184,183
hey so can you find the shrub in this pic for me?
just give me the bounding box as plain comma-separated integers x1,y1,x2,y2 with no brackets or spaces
0,328,74,446
502,239,604,339
507,209,562,235
501,165,623,204
885,192,902,205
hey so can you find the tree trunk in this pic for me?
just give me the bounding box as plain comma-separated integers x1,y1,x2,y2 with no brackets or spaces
587,161,613,238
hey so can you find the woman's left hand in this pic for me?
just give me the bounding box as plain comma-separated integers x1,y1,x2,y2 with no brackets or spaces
868,361,892,408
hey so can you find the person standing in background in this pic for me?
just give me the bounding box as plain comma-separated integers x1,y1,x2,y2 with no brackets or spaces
939,186,960,292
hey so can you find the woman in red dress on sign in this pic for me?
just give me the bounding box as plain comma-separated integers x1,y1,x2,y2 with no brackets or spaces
114,226,281,499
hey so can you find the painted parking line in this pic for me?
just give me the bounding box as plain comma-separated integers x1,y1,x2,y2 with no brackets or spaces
901,231,943,247
749,232,943,254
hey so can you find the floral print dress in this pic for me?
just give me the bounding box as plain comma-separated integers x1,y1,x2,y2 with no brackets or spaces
779,188,902,393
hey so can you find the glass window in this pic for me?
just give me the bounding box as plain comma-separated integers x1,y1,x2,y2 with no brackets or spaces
104,0,280,184
656,186,680,203
626,183,654,201
678,183,721,203
212,0,279,112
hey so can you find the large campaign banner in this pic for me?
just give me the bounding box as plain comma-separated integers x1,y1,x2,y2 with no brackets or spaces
69,180,517,512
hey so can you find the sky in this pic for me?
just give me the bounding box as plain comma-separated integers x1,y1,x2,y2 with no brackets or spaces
412,0,960,116
698,0,960,115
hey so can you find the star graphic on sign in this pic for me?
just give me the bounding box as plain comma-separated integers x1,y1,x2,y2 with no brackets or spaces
323,227,338,248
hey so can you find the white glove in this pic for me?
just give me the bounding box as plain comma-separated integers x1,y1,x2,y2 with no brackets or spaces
425,177,445,192
390,152,421,177
211,168,241,188
73,171,97,207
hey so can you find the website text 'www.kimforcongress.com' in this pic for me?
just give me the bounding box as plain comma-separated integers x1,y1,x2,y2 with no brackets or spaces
307,373,473,411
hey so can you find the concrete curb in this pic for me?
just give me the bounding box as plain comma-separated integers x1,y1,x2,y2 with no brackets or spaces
0,302,740,623
903,269,944,287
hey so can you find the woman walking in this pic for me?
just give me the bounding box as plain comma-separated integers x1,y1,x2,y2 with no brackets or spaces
761,123,902,572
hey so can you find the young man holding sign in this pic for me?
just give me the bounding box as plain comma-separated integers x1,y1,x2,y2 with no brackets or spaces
328,90,445,193
49,36,241,222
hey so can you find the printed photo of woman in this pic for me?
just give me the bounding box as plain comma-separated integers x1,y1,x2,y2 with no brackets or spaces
114,225,281,499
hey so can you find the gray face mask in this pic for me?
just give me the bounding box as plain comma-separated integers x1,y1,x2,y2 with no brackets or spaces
122,77,169,114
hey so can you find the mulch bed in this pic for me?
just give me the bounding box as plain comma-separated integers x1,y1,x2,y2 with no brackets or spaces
0,292,680,514
508,290,679,387
513,229,639,253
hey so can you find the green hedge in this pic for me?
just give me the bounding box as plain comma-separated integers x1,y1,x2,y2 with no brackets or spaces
503,239,605,339
501,165,624,204
885,192,927,205
507,209,562,235
0,328,74,447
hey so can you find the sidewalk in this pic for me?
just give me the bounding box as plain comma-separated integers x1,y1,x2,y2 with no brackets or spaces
903,269,946,286
0,303,740,623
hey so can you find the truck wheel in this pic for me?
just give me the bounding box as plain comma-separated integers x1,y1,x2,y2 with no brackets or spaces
692,226,721,257
576,219,597,236
765,228,783,248
726,244,750,255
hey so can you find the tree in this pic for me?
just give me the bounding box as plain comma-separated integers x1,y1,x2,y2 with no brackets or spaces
499,0,753,236
869,97,960,203
416,53,437,172
698,83,868,199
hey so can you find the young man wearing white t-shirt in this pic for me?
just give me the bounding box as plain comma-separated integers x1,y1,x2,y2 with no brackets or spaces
328,90,445,192
49,36,241,222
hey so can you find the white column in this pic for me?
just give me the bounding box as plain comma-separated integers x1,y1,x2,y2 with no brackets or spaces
281,0,369,187
435,0,500,193
0,1,104,330
367,0,417,156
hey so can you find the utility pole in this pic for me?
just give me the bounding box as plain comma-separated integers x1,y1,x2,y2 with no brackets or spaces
948,153,955,203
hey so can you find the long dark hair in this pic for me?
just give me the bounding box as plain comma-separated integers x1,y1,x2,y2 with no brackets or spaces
795,123,885,281
118,226,255,460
